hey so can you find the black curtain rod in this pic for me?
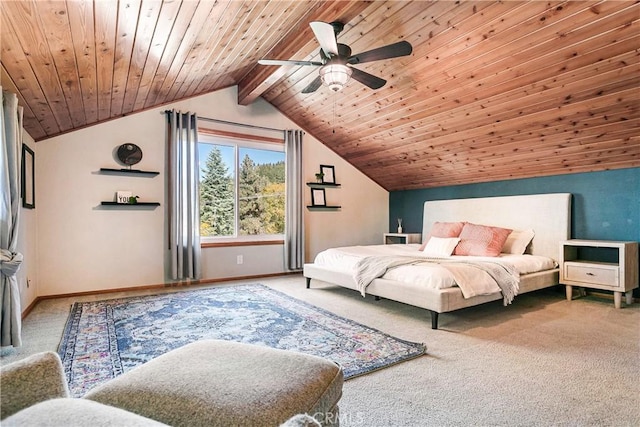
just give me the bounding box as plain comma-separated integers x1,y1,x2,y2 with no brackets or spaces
198,116,284,133
162,110,284,133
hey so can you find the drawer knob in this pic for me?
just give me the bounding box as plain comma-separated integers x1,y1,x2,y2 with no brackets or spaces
586,272,595,276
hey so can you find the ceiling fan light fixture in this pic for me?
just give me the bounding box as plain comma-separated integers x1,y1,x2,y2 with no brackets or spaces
319,64,352,92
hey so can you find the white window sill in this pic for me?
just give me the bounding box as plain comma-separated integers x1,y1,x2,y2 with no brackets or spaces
201,236,284,248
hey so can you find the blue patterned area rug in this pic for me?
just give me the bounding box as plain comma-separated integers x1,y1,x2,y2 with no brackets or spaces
59,284,426,397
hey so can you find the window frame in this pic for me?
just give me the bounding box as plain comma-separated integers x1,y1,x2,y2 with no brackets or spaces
198,128,285,245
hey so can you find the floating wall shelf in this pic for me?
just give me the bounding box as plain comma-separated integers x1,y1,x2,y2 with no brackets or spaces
306,182,341,189
99,168,159,176
100,202,160,207
306,206,341,211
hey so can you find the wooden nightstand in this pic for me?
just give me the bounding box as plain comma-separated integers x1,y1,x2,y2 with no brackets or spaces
559,239,639,308
383,233,422,245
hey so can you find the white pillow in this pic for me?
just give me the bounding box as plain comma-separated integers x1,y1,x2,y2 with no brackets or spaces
502,229,535,255
420,236,460,257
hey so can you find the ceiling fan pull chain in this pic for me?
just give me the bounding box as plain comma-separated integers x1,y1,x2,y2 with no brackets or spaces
332,92,336,134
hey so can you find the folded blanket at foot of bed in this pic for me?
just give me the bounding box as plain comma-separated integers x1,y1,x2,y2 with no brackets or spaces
354,255,520,305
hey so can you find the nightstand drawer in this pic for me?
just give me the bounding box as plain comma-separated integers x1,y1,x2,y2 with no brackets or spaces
564,262,619,287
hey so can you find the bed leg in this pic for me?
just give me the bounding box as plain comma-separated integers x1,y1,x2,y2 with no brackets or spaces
305,277,311,289
430,311,439,330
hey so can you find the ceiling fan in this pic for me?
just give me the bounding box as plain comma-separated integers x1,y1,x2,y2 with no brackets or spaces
258,21,412,93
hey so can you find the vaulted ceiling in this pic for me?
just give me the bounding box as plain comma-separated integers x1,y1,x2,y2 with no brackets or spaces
1,0,638,191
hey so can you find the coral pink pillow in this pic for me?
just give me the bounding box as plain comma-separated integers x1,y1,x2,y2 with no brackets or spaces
419,221,465,251
453,223,512,257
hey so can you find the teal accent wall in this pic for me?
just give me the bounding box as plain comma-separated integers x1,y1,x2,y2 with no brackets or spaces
389,167,639,242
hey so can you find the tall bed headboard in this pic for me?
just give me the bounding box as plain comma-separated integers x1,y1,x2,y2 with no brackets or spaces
421,193,572,261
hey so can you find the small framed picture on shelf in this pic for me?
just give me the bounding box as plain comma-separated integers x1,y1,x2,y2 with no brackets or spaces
116,191,132,204
311,188,326,206
320,165,335,184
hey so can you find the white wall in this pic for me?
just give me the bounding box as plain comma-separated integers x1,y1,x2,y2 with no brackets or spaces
304,137,389,257
35,86,388,296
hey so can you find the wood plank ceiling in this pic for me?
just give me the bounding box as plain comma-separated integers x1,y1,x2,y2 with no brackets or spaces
1,0,638,191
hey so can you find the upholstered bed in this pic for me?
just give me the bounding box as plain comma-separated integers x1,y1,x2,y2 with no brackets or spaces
303,193,572,329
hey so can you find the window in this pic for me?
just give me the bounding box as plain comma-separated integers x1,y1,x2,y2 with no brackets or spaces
198,131,285,243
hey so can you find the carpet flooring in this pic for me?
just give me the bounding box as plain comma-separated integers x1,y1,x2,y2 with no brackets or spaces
58,283,425,397
3,275,639,426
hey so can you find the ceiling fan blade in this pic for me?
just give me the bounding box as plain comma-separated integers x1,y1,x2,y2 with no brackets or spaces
301,76,323,94
347,40,413,65
310,21,338,57
350,67,386,90
258,59,322,67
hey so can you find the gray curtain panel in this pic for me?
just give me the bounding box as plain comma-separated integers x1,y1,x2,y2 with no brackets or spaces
166,110,201,280
284,130,304,271
0,90,24,347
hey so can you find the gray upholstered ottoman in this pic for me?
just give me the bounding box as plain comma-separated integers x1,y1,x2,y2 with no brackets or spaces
3,398,168,426
84,340,343,427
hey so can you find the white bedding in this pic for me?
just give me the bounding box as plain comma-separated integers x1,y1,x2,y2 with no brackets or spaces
313,244,557,297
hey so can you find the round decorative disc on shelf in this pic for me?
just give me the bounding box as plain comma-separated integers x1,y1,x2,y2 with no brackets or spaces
116,143,143,166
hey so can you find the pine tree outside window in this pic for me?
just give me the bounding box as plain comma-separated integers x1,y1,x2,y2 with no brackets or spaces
198,133,285,243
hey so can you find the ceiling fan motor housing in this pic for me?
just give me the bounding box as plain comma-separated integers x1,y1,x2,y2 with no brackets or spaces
329,21,345,36
320,44,351,62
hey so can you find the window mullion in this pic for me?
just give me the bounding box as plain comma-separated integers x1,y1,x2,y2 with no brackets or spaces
234,145,240,237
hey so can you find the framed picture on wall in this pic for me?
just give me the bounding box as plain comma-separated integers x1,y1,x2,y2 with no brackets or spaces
21,144,35,209
320,165,335,184
311,188,326,206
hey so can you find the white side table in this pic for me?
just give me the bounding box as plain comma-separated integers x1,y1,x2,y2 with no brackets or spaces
559,239,639,308
383,233,422,245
